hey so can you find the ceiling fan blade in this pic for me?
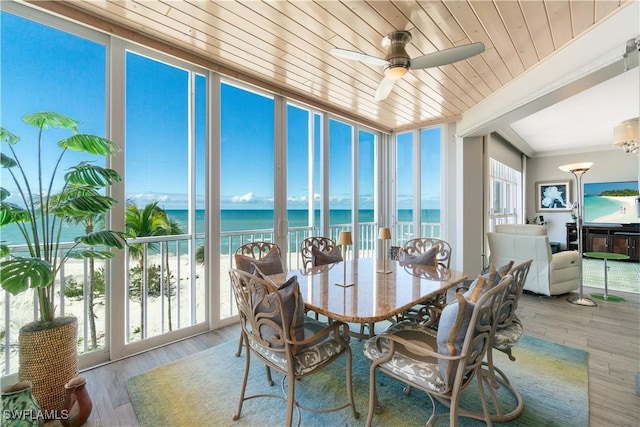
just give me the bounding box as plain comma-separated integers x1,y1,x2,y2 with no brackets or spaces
330,48,390,67
409,42,485,70
375,77,397,101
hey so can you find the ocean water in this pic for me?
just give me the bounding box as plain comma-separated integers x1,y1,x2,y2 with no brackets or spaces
1,209,440,246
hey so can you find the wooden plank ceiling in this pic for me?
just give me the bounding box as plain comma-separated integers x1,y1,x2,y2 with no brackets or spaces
31,0,627,133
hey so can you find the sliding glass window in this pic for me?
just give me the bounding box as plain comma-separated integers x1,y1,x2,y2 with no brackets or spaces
124,51,207,342
219,82,275,318
0,8,108,373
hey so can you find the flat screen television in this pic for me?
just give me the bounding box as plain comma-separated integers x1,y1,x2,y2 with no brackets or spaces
583,180,639,224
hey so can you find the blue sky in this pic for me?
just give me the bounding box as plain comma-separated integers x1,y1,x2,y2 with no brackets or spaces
1,10,440,212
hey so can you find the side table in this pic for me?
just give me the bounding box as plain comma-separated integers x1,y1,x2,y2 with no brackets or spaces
583,252,630,302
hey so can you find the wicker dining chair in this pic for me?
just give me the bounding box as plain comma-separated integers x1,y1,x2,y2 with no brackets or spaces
300,236,338,268
229,269,359,426
363,273,513,427
480,259,532,422
395,238,453,326
234,241,284,357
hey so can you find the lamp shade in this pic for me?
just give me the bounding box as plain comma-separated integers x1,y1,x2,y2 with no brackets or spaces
613,117,639,154
338,231,352,246
558,162,593,174
378,227,391,240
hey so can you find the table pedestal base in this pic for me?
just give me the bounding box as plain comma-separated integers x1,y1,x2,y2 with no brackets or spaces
567,295,597,306
590,293,625,302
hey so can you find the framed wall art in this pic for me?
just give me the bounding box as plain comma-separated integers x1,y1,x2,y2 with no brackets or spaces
536,180,572,211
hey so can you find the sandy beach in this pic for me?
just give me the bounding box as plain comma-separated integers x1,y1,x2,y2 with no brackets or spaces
592,196,639,223
0,253,220,375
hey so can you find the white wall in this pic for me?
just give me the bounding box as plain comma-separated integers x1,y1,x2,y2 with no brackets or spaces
526,149,639,247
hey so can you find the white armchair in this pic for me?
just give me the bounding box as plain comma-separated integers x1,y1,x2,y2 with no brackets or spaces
487,224,580,296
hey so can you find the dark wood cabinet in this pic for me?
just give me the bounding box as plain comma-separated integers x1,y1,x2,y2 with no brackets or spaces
566,223,578,251
565,223,640,261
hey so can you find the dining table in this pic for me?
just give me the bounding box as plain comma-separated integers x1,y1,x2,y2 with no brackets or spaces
288,258,468,329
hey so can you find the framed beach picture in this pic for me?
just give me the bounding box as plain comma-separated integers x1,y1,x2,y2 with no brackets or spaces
536,180,571,211
583,181,640,224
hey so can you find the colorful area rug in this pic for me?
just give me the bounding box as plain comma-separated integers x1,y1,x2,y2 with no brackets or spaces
582,258,639,294
127,334,588,426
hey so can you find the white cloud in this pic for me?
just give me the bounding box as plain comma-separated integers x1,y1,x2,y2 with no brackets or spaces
231,192,254,203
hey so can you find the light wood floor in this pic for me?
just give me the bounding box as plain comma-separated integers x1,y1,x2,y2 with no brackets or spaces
73,285,639,426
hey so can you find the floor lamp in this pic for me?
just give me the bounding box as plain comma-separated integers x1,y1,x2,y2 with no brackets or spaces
377,227,392,274
336,231,354,287
559,162,596,307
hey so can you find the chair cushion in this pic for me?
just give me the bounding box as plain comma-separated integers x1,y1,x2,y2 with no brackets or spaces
436,278,487,391
235,246,283,275
398,243,440,266
363,322,445,393
250,317,349,376
253,274,305,344
493,315,524,352
312,245,343,266
463,261,513,299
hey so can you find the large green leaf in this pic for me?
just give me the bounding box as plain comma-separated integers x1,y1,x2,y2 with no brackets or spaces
76,230,126,249
0,152,17,168
0,127,20,145
0,243,9,257
0,202,30,226
0,258,54,295
23,112,79,131
0,187,10,201
64,162,122,187
59,133,121,156
54,194,117,217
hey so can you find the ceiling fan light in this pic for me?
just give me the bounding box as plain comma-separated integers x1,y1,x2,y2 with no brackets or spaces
384,66,407,80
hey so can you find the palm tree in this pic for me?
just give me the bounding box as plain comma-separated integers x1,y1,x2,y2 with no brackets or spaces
125,201,170,339
161,217,183,331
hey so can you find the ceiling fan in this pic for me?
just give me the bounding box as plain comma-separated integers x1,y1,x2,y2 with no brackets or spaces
330,31,485,101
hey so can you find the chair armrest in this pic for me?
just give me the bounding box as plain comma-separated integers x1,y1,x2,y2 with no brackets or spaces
550,250,580,270
369,331,463,363
286,319,349,346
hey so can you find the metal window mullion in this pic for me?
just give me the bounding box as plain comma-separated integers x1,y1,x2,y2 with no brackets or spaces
413,129,421,238
124,245,131,343
143,244,149,339
352,125,358,258
176,240,182,330
83,257,89,352
160,241,166,335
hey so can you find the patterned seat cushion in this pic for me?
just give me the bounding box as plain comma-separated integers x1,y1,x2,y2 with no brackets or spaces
250,318,349,376
493,315,523,352
363,323,446,393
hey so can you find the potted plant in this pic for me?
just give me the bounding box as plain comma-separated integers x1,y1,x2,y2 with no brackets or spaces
0,112,126,417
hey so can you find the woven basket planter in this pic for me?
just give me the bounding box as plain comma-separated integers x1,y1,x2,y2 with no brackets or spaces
19,316,79,418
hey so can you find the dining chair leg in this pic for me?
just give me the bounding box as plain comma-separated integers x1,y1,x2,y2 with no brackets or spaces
233,339,251,421
235,334,243,357
366,365,382,427
285,373,296,427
